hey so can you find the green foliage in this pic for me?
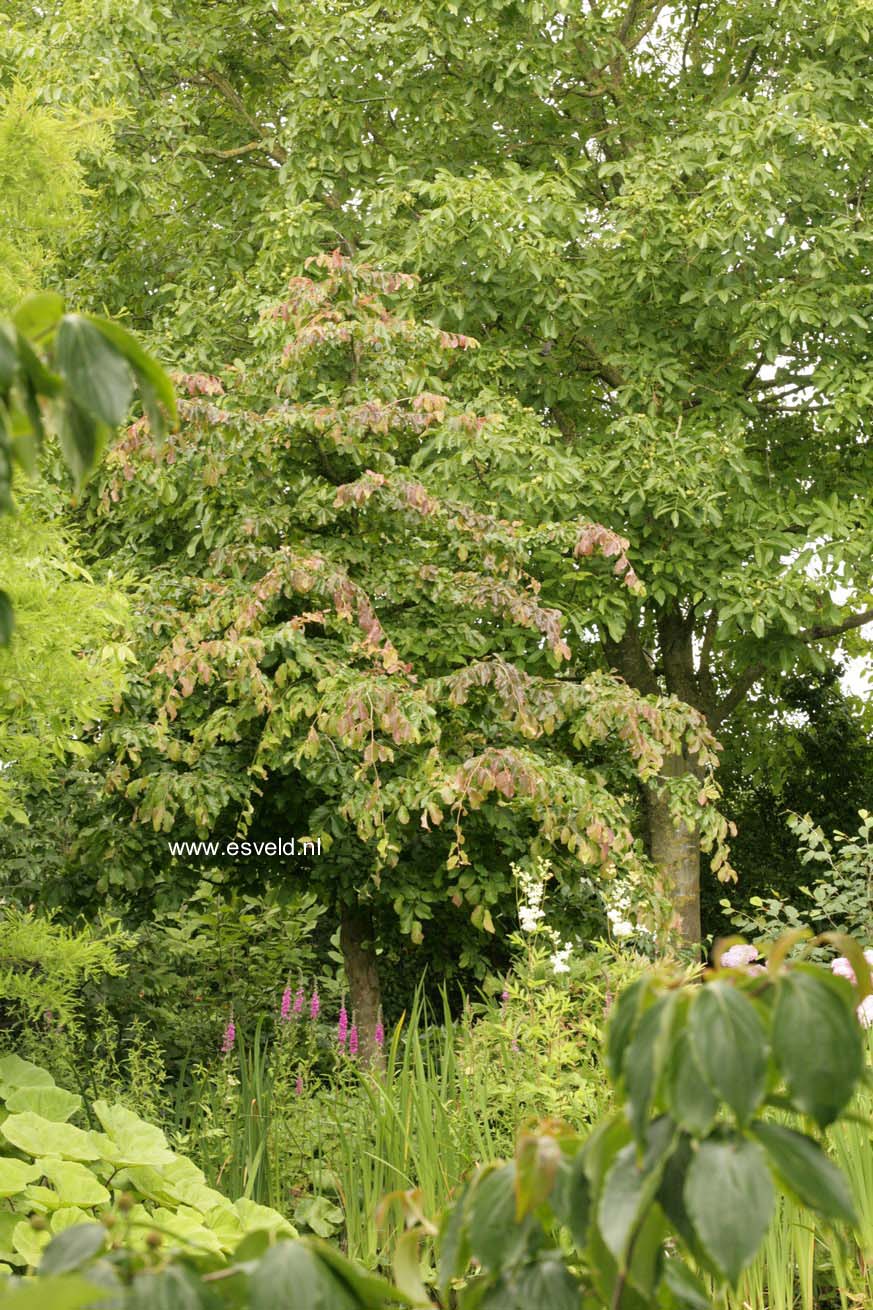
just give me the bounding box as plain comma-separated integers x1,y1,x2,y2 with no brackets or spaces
1,952,867,1306
722,809,873,950
0,290,175,641
0,1055,295,1276
0,908,128,1033
0,497,128,821
0,84,108,314
75,255,728,965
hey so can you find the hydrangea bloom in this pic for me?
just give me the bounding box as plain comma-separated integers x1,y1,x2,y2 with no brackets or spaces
720,944,763,969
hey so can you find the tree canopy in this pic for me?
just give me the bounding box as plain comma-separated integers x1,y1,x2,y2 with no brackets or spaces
6,0,873,936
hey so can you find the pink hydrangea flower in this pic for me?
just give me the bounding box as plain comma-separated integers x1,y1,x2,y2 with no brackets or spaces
857,995,873,1029
832,956,857,983
720,944,762,969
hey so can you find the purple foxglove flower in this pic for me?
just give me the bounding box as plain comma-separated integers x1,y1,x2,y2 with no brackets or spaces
374,1017,385,1049
295,1075,304,1096
309,988,320,1021
293,985,304,1016
501,988,510,1004
337,1000,348,1049
349,1023,359,1057
280,985,292,1021
221,1018,236,1055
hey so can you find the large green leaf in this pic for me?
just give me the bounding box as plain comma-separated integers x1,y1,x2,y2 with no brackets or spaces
1,1114,100,1162
310,1238,414,1307
126,1264,215,1310
549,1149,590,1249
248,1239,359,1309
468,1164,537,1272
12,293,65,341
0,1274,111,1309
750,1121,856,1223
772,967,863,1127
55,315,134,427
624,993,678,1142
86,315,177,428
35,1158,111,1208
0,322,18,389
684,1135,774,1286
0,1055,55,1089
666,1032,717,1137
91,1101,176,1167
5,1087,82,1122
689,983,767,1125
38,1224,107,1277
606,977,649,1083
0,1157,41,1198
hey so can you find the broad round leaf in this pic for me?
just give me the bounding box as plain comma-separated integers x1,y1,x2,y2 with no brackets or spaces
0,1157,41,1198
684,1135,774,1286
5,1087,82,1122
468,1164,537,1271
1,1113,100,1162
666,1031,718,1137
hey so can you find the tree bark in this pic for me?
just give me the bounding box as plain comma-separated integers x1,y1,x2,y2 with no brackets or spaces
605,615,705,945
644,751,703,944
339,902,384,1069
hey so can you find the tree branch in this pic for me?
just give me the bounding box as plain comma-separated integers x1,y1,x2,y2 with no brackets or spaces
799,608,873,644
713,662,765,726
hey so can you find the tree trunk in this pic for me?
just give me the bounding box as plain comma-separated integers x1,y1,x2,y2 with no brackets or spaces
644,751,702,945
339,903,384,1069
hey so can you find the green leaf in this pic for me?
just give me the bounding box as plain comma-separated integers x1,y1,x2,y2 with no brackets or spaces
625,993,677,1142
684,1135,774,1285
515,1133,561,1219
86,316,177,429
91,1100,175,1167
0,322,18,388
772,967,863,1127
1,1114,100,1162
311,1238,413,1307
0,1056,55,1089
437,1179,472,1296
549,1150,590,1248
0,1157,41,1198
750,1121,856,1223
666,1032,717,1136
689,983,767,1124
468,1164,537,1271
37,1223,106,1276
248,1239,359,1309
598,1118,677,1269
0,590,13,646
658,1260,712,1309
606,977,649,1083
56,398,106,489
5,1087,82,1122
55,315,134,427
505,1256,581,1310
12,293,65,341
35,1158,110,1208
0,1275,111,1309
126,1265,213,1310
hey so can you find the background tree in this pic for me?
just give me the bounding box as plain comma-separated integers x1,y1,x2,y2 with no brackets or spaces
9,0,873,939
75,256,728,1051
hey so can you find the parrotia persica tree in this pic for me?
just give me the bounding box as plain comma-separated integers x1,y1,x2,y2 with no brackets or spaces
12,0,873,939
81,256,729,1054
